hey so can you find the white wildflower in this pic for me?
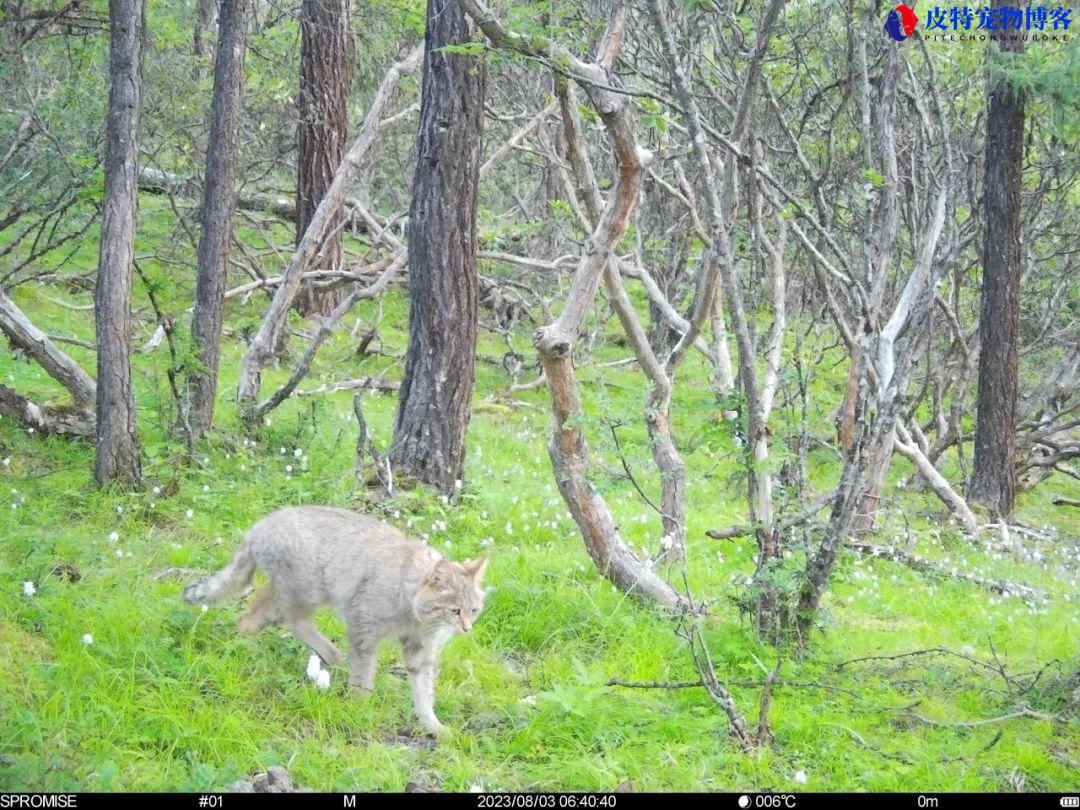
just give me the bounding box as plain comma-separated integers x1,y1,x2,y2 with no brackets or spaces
794,771,807,785
293,448,303,458
185,509,194,519
81,633,93,646
108,532,120,543
23,581,36,597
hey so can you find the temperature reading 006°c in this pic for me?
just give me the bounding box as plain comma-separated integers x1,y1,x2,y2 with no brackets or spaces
738,796,797,809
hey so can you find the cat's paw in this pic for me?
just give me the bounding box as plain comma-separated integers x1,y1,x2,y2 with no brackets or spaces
236,613,262,634
420,717,449,738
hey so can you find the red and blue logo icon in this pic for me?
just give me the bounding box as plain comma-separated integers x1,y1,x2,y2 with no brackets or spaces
884,4,920,40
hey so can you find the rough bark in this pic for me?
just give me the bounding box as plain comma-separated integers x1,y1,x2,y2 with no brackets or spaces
390,0,485,492
970,12,1024,517
93,0,144,488
187,0,249,438
293,0,350,316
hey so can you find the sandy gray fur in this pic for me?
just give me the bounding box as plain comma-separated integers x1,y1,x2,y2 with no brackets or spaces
183,505,487,735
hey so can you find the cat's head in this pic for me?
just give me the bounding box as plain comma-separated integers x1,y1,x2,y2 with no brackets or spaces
415,557,488,634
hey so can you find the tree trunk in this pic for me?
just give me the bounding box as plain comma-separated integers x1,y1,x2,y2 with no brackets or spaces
293,0,350,317
970,14,1024,517
187,0,250,439
94,0,144,488
193,0,218,80
390,0,485,492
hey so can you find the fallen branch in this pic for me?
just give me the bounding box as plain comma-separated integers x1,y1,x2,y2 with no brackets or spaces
252,255,404,418
606,677,862,699
901,708,1059,728
0,287,96,405
295,377,399,397
139,166,297,224
223,258,393,300
0,386,94,437
846,540,1041,599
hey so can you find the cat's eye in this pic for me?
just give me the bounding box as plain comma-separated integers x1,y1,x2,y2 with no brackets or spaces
453,608,462,615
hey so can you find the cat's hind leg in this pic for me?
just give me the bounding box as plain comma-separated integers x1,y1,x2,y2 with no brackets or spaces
237,585,282,634
290,616,342,667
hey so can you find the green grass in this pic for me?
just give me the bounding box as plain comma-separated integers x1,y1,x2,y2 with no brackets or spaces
1,197,1078,791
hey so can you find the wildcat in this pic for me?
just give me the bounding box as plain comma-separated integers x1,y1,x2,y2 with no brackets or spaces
183,505,487,735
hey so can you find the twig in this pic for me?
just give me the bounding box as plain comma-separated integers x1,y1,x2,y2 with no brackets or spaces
832,724,915,764
756,659,782,743
606,420,672,521
133,261,194,459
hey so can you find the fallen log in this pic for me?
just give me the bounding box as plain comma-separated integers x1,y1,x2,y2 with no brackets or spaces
0,386,94,437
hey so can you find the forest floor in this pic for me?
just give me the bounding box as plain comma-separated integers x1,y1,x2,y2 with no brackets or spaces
1,199,1078,791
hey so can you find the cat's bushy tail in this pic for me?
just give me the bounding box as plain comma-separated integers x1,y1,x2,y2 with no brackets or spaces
183,542,256,606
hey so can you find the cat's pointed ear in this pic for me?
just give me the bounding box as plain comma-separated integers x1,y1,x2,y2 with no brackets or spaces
425,558,455,590
463,557,488,583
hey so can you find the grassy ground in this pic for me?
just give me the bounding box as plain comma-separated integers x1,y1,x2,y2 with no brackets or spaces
1,200,1078,791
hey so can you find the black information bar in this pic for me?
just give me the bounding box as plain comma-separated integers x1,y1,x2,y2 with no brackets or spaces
1,794,1076,809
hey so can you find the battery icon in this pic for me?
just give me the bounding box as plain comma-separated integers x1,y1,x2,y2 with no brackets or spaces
1061,798,1079,808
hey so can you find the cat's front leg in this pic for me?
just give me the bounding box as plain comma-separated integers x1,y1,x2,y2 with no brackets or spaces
402,635,447,736
347,632,379,692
